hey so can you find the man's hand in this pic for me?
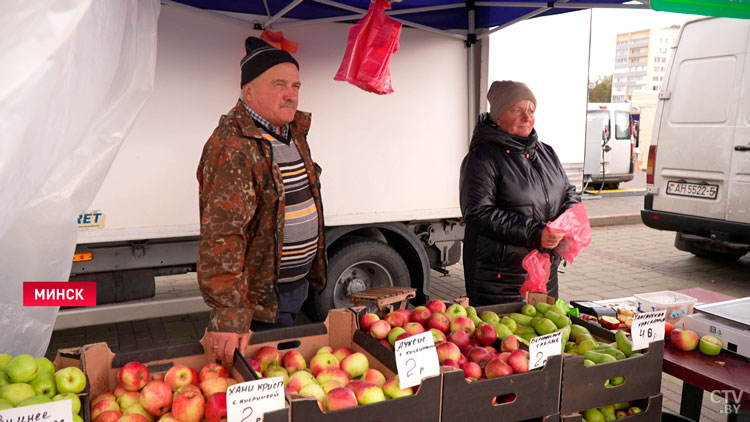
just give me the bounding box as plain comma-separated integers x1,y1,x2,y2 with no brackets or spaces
541,226,566,249
206,330,251,365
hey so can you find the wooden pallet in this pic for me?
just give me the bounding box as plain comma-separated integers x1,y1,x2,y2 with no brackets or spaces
348,286,417,315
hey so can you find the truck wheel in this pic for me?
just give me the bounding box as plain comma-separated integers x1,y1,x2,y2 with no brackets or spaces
310,240,410,321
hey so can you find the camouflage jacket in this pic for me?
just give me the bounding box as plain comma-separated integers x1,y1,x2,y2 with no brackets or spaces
196,100,327,333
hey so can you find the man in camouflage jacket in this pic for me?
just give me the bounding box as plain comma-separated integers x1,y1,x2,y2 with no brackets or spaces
197,37,326,363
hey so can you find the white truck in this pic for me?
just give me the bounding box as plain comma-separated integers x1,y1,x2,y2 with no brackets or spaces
60,3,468,327
641,17,750,260
583,102,636,190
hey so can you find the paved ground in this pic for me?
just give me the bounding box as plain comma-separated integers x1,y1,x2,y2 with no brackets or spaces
47,171,750,421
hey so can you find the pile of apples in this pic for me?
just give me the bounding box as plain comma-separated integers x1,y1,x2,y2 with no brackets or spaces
0,353,86,421
667,325,723,356
90,361,233,422
358,300,574,381
579,400,646,422
247,345,413,412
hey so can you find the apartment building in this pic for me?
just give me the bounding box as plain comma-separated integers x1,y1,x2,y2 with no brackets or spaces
611,26,679,102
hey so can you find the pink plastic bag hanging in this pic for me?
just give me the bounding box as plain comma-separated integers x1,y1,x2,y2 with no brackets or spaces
334,0,401,94
520,250,551,296
547,202,592,264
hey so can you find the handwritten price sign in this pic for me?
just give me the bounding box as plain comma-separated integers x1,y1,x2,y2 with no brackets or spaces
395,330,440,389
529,331,563,370
0,397,72,422
226,377,285,422
631,310,666,350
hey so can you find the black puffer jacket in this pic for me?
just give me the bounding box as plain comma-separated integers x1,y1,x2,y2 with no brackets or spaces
459,114,580,305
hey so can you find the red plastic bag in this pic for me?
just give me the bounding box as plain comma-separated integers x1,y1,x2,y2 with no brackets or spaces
334,0,401,94
547,203,592,263
520,250,551,296
260,30,299,53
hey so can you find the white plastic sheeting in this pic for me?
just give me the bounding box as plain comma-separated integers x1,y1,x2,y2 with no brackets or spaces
0,0,159,356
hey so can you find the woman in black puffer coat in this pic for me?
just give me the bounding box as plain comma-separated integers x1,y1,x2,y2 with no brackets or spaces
460,81,580,305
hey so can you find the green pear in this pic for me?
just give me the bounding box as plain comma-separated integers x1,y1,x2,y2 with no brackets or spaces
6,354,38,383
480,311,500,324
52,393,81,415
17,395,52,408
0,371,10,388
73,415,83,422
30,372,57,398
466,306,478,317
0,398,13,410
35,358,56,375
0,354,12,371
0,383,36,406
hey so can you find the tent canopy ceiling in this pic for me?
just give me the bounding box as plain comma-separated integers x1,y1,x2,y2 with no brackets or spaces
174,0,648,40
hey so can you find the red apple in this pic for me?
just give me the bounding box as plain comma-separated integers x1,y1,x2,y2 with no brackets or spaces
669,328,699,352
281,350,307,374
325,387,358,411
497,352,511,363
139,381,171,417
461,362,482,381
310,352,339,377
457,353,468,367
450,316,476,335
246,359,261,375
332,347,354,364
378,339,393,351
204,392,227,422
340,352,369,379
475,323,498,346
353,383,386,405
117,391,141,410
382,376,414,399
115,415,149,422
384,311,408,328
164,365,198,392
250,346,280,373
665,322,676,337
198,363,230,383
287,370,316,393
94,411,122,422
500,335,520,353
315,368,349,387
199,377,229,398
396,309,412,322
172,384,201,402
429,328,447,344
149,373,164,382
426,299,447,314
484,357,514,378
410,306,432,326
436,341,462,363
92,399,121,420
508,349,529,373
92,393,118,407
345,380,365,392
118,362,149,392
360,368,386,388
441,359,460,369
403,322,426,336
359,313,380,332
171,390,205,422
369,320,392,340
447,329,471,350
467,347,492,368
113,385,127,398
427,313,451,333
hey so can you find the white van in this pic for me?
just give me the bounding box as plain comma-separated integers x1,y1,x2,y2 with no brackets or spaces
641,17,750,259
584,102,635,189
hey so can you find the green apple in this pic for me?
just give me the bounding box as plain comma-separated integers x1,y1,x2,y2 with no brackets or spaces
17,395,52,407
699,335,723,356
0,371,10,388
445,304,468,320
36,358,57,375
55,367,86,394
0,383,36,406
6,354,38,383
0,354,12,371
52,392,82,415
30,372,57,398
0,398,13,410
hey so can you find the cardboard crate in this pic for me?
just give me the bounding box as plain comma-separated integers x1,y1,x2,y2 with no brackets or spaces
54,346,91,422
561,394,663,422
560,317,664,414
243,308,442,422
81,340,279,422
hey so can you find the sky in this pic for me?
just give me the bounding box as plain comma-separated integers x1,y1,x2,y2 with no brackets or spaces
587,7,697,80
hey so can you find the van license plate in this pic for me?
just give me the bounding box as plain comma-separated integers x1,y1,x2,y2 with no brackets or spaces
666,181,718,199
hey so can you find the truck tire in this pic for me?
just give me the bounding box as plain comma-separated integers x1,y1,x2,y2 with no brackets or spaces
309,239,410,321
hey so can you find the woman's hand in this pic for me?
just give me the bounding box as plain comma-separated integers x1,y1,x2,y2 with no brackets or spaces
541,226,566,249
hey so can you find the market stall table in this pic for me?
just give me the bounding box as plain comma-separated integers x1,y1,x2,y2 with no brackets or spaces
664,288,750,422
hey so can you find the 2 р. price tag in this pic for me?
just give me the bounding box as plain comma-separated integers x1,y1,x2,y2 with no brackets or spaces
529,331,563,370
631,310,666,351
227,376,285,422
395,330,440,389
0,397,72,422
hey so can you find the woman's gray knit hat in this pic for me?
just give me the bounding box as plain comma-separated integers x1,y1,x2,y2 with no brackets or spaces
487,80,537,121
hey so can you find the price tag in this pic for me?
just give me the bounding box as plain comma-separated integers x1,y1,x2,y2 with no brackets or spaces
529,331,563,370
227,376,285,422
394,330,440,389
0,398,72,422
631,310,666,350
